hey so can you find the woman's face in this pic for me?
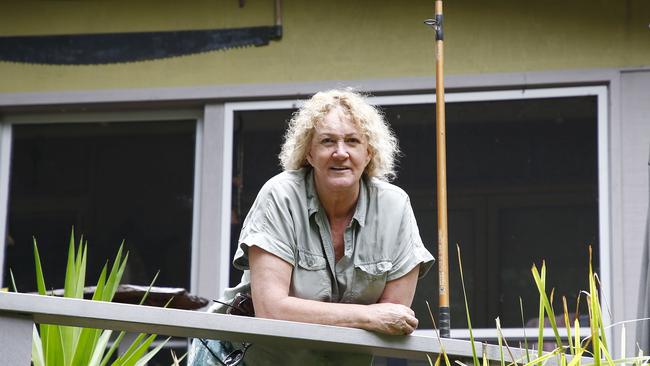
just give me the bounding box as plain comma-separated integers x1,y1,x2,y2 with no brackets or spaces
307,107,371,195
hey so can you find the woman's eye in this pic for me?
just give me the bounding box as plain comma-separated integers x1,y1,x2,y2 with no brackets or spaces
321,138,334,144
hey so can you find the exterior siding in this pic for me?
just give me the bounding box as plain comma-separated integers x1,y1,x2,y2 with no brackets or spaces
0,0,648,92
620,70,650,347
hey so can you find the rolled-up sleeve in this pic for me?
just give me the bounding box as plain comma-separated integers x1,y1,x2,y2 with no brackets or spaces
387,198,435,281
233,184,296,270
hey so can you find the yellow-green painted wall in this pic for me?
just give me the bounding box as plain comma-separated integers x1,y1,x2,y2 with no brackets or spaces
0,0,648,93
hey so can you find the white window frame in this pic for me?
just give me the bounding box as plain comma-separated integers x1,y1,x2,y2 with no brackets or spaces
0,109,204,294
222,85,610,340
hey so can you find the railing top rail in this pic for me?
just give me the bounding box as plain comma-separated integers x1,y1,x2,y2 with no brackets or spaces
0,292,573,363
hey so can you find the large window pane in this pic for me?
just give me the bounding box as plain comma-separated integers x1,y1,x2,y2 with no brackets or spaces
229,95,599,330
387,96,598,328
4,120,195,292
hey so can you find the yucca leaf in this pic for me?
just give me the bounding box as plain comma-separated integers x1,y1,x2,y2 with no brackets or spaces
519,297,531,364
44,323,62,366
482,344,488,366
533,263,545,364
92,263,109,301
138,270,160,306
495,317,517,366
32,238,52,361
133,337,171,366
70,263,110,365
574,318,581,359
32,325,45,366
457,245,480,366
73,237,84,297
70,327,103,365
562,296,574,355
70,243,88,347
87,330,113,366
103,242,127,302
522,349,561,366
588,247,601,366
426,354,435,366
60,252,76,366
425,301,451,366
115,333,157,366
61,232,83,365
33,238,47,295
170,351,187,366
9,269,18,292
63,229,76,298
111,252,129,300
74,240,87,299
635,348,643,366
567,346,586,366
495,317,505,366
100,331,126,366
600,338,615,366
531,263,563,352
600,356,650,366
57,323,71,366
597,296,608,352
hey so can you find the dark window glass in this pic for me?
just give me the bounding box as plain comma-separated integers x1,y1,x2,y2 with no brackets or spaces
230,110,294,286
229,96,599,329
4,121,195,293
388,97,598,328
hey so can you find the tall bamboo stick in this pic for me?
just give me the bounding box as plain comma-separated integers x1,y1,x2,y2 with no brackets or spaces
427,0,450,338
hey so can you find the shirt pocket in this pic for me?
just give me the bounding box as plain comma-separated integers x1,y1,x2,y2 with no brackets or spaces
292,251,331,301
350,260,393,304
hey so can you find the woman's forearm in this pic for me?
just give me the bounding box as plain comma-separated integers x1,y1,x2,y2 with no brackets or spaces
255,295,371,328
249,246,418,334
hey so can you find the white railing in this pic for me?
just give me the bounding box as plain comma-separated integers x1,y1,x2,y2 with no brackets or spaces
0,292,577,365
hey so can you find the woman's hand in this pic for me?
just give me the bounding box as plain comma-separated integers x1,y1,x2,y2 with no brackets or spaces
365,303,419,335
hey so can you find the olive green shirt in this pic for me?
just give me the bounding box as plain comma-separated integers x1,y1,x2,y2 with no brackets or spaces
210,168,434,365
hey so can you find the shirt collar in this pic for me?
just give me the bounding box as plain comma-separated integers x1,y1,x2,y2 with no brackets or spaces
306,168,320,217
305,168,368,227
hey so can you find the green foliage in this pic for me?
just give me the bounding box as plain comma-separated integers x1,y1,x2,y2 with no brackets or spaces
29,228,170,366
428,245,650,366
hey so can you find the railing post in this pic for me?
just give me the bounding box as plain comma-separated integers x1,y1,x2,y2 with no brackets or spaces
0,313,33,365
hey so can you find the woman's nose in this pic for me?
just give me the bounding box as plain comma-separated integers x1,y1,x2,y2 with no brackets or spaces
332,141,349,158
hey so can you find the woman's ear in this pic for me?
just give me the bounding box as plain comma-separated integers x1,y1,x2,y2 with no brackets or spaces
365,148,372,165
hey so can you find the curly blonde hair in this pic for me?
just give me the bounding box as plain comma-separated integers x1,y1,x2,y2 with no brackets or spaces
279,89,399,181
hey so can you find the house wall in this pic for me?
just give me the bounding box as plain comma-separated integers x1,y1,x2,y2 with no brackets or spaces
0,0,649,92
620,70,650,347
1,0,649,357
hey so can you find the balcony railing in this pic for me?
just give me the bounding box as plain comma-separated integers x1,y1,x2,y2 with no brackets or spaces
0,292,578,365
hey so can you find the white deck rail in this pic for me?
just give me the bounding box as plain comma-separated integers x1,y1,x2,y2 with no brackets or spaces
0,292,573,365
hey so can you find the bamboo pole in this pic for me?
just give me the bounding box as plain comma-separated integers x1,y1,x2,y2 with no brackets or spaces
429,0,451,338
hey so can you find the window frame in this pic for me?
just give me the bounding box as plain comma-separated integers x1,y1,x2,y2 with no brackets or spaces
0,108,204,293
222,85,610,340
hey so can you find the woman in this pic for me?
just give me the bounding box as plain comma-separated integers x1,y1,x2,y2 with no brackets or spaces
190,89,434,365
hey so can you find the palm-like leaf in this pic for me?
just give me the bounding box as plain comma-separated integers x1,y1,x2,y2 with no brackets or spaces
29,230,166,366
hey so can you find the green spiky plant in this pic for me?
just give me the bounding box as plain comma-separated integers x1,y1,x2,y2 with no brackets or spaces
13,229,170,366
427,245,650,366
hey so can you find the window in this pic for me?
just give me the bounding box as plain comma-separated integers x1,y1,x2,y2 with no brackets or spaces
226,86,609,338
2,119,196,292
385,96,599,328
